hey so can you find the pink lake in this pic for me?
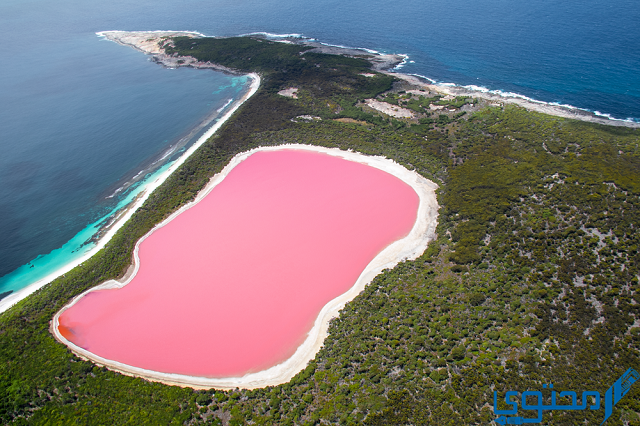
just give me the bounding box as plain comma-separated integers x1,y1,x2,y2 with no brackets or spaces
58,149,419,378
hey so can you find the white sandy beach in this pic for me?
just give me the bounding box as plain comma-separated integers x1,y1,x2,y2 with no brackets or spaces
52,144,439,389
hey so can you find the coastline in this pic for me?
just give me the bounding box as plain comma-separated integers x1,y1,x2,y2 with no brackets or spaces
257,33,640,128
100,31,640,128
98,31,243,75
52,144,439,390
389,73,640,129
0,69,260,315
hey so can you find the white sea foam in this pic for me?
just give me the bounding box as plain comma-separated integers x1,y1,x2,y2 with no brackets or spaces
390,54,410,71
106,186,124,199
107,163,157,200
460,86,639,123
96,30,207,38
593,110,639,123
259,31,382,54
412,76,575,106
454,82,585,110
244,32,385,56
408,73,437,84
106,96,237,203
242,32,309,39
314,40,380,54
151,147,177,166
217,98,233,113
110,96,239,200
239,31,406,60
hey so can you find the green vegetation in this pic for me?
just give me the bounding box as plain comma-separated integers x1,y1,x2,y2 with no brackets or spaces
1,36,639,425
382,92,475,114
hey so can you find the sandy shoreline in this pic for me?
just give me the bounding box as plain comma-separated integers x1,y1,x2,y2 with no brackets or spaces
52,144,439,389
0,69,260,315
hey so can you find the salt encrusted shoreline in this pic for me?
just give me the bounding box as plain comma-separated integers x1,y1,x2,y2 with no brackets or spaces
52,144,439,389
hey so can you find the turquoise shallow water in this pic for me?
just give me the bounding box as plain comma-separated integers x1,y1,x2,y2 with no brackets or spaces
1,0,638,299
0,161,175,294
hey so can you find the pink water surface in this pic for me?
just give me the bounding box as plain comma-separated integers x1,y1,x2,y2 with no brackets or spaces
59,149,419,378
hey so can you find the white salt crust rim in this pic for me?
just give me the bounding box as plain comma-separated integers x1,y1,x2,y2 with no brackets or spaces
52,144,439,389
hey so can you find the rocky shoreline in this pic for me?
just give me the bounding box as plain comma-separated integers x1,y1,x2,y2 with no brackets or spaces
98,31,407,74
98,31,243,75
390,73,640,129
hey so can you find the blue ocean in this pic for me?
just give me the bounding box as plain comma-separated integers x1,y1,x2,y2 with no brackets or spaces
1,0,639,300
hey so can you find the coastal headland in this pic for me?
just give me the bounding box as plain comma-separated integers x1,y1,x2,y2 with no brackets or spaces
98,31,406,75
100,30,639,128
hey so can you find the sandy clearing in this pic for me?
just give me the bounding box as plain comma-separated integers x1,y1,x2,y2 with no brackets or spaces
334,118,370,125
364,99,414,118
278,87,299,98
